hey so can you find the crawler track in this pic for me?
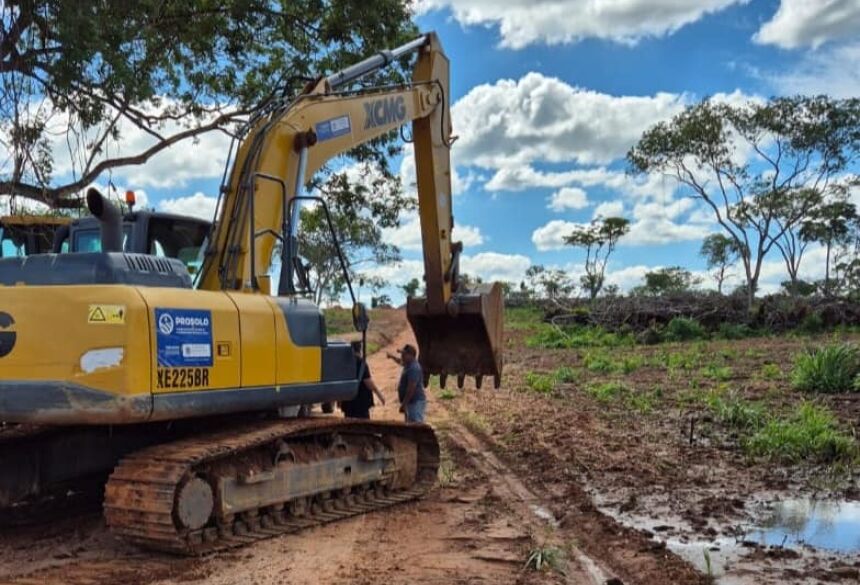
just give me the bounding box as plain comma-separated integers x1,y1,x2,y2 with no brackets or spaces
104,417,439,555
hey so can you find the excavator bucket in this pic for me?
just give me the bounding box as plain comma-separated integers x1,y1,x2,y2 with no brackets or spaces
406,282,504,390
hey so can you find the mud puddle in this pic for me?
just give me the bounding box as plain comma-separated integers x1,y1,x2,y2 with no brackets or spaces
590,487,860,583
746,498,860,553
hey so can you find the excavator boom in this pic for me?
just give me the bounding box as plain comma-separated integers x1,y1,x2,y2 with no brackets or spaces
197,32,503,386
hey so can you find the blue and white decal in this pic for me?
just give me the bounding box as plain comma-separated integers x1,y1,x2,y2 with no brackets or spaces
315,115,351,142
155,308,213,367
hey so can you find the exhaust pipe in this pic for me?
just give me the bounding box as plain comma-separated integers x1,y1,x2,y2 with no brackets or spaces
86,188,123,253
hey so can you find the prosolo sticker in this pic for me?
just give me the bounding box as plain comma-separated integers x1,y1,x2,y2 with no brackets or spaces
155,308,213,367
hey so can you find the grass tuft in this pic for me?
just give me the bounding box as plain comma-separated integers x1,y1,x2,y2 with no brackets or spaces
524,372,556,394
524,546,567,575
744,402,857,463
791,343,860,393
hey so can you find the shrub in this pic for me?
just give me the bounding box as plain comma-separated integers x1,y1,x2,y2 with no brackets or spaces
716,322,755,340
798,312,825,334
791,343,860,393
745,402,857,463
665,317,706,342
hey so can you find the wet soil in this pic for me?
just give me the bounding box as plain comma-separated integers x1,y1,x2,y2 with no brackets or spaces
447,323,860,583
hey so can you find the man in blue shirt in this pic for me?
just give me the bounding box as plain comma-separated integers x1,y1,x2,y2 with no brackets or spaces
388,344,426,423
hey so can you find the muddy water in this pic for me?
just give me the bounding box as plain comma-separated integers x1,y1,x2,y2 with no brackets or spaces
746,498,860,553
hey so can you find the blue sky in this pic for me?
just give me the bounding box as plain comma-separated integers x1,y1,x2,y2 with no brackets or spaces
27,0,860,303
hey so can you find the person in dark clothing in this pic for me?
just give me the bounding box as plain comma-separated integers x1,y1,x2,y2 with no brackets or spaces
340,341,385,419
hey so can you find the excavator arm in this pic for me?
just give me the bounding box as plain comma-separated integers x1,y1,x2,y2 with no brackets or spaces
197,32,503,388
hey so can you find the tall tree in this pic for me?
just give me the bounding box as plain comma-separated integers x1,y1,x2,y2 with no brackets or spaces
564,217,629,300
771,188,824,294
297,163,413,305
800,200,859,296
400,277,422,299
699,233,739,294
629,96,860,309
0,0,416,207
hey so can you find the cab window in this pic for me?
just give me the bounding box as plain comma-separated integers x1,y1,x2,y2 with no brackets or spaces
146,217,209,274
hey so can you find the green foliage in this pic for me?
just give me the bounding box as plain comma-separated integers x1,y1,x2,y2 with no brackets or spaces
632,266,701,296
324,307,355,335
745,403,857,463
505,306,544,331
1,0,417,205
798,312,826,334
585,381,629,402
526,324,634,349
706,392,767,430
553,366,577,383
716,323,755,340
400,278,422,299
665,317,707,342
584,351,615,373
701,364,733,381
437,388,457,400
524,372,556,394
791,344,860,393
760,363,782,380
524,546,567,575
564,217,630,300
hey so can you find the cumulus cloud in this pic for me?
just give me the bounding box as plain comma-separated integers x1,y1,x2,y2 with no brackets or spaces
416,0,743,48
452,73,686,169
531,219,582,251
765,41,860,98
548,187,589,212
485,164,677,201
159,192,219,220
460,251,532,283
593,200,624,219
754,0,860,49
383,212,484,251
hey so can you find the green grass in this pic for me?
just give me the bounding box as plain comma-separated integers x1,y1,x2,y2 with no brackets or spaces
716,322,756,340
506,306,544,331
759,363,782,380
524,546,567,575
526,324,634,349
585,381,629,402
745,402,857,463
701,364,733,381
553,366,577,383
791,343,860,393
525,372,556,394
324,307,354,335
706,391,768,430
437,388,457,400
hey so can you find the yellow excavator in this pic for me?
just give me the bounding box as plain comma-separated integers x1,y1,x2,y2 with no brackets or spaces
0,33,503,552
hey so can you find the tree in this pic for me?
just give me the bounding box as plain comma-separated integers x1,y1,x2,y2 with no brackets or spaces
699,233,740,294
564,217,629,300
0,1,416,207
800,201,859,296
298,163,413,305
538,268,575,301
633,266,701,296
400,277,422,299
629,96,860,309
771,188,824,294
524,265,546,299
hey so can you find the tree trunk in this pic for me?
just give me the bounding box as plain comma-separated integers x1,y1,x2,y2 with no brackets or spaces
824,241,832,297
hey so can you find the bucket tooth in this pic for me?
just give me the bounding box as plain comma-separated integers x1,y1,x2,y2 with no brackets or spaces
439,374,448,389
456,374,465,389
475,375,483,389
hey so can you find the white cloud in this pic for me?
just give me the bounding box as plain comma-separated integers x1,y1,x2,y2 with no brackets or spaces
359,251,530,286
417,0,743,48
593,200,624,219
383,211,484,251
485,164,677,201
452,73,686,169
460,251,531,283
531,219,583,251
548,187,589,212
624,217,711,246
400,143,473,196
754,0,860,49
766,41,860,98
159,192,219,220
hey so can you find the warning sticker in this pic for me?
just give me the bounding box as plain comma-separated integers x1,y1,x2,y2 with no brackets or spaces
155,308,213,368
88,304,126,324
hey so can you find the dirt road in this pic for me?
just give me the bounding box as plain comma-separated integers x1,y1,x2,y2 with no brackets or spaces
0,313,703,585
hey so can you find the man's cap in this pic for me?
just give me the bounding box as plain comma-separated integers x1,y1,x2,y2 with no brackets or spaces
397,343,417,355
